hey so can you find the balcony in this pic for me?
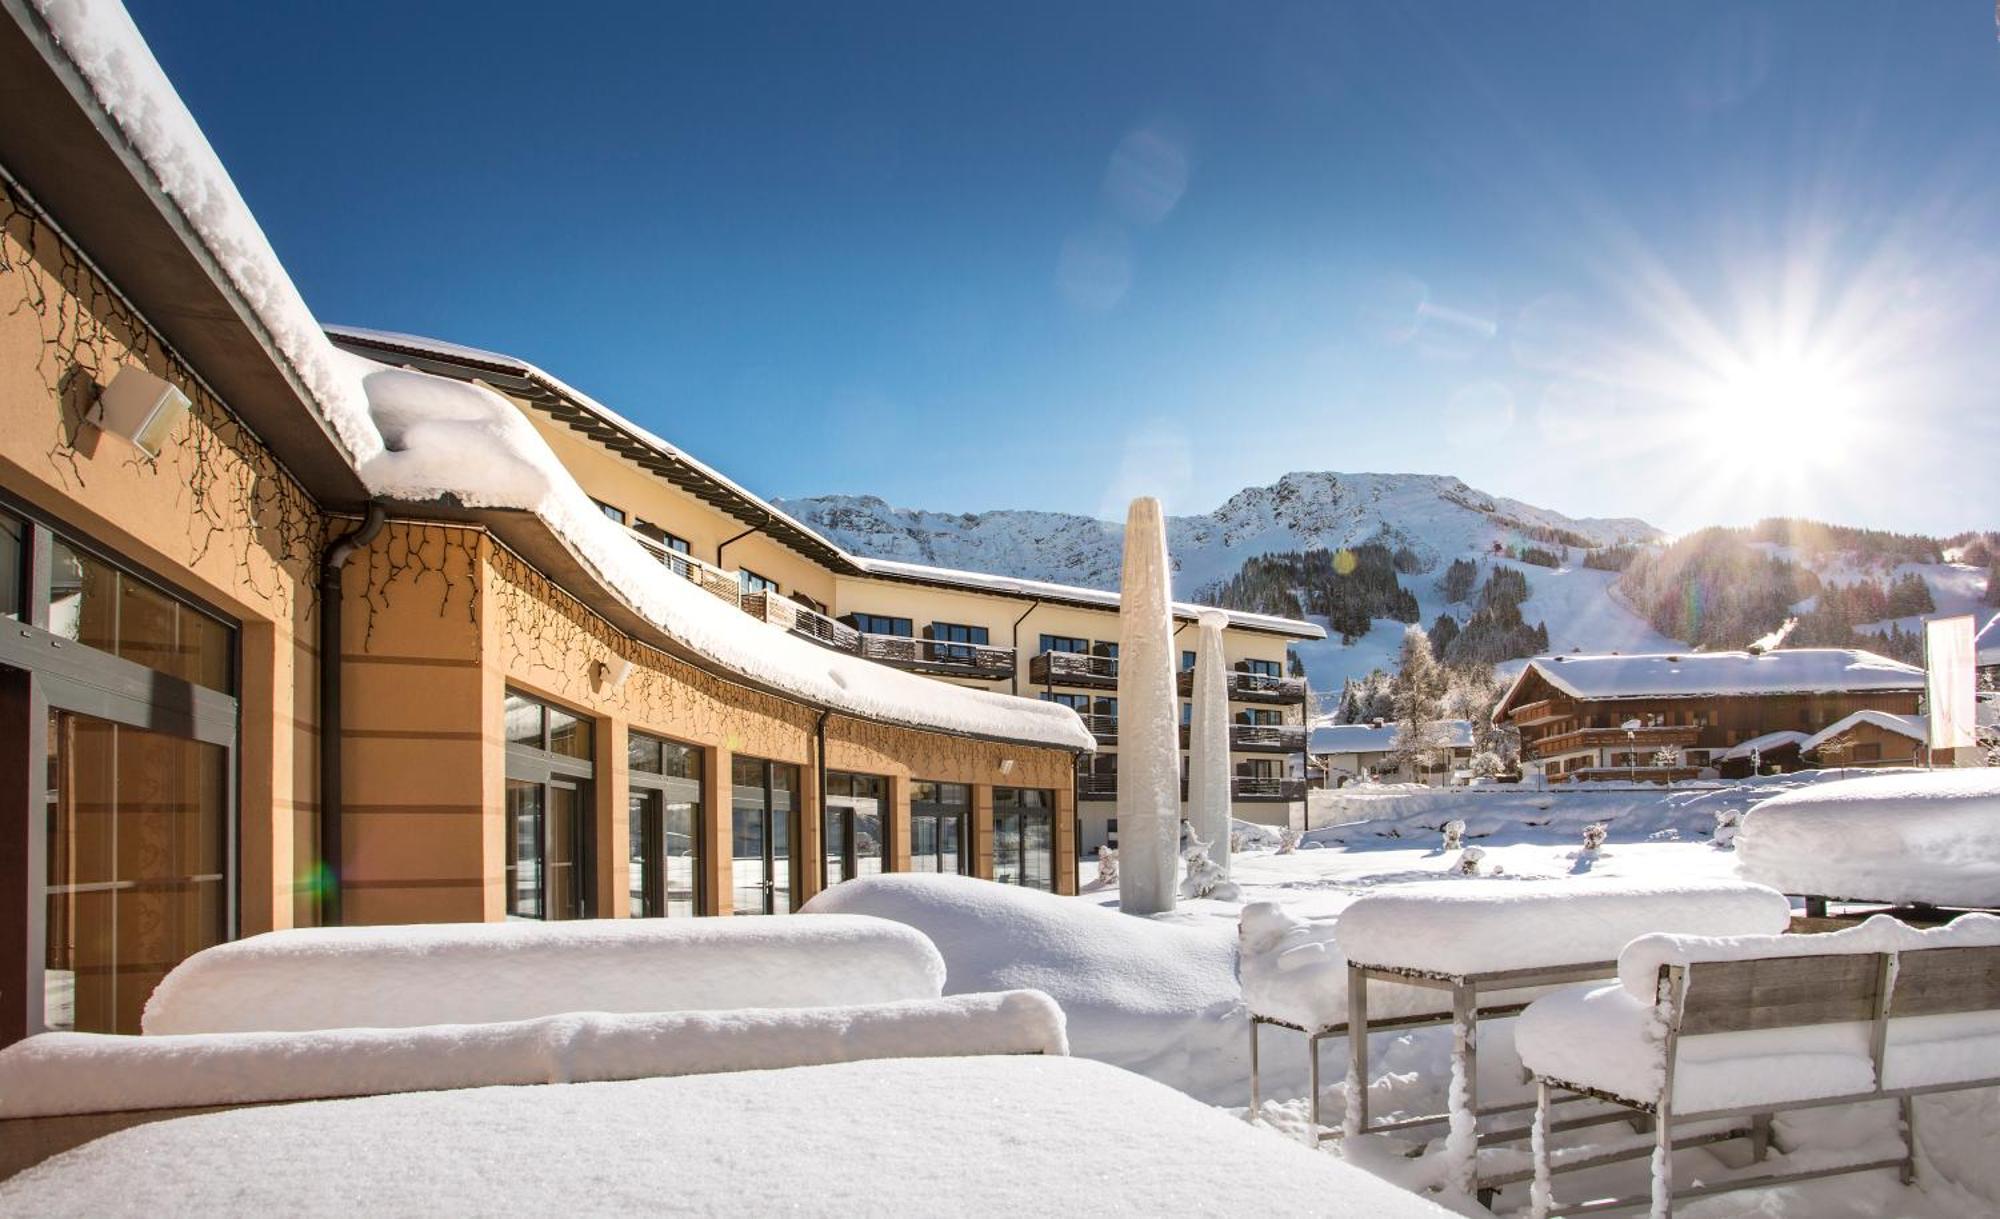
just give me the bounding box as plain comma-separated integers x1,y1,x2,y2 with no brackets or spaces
625,527,742,605
1176,669,1309,705
1071,774,1305,802
1174,722,1307,752
1232,776,1306,802
856,633,1016,681
1508,698,1562,728
1527,723,1701,760
1078,713,1118,745
1029,650,1119,690
739,592,1016,681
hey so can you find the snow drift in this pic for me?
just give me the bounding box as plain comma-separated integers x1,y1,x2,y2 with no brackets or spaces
1,992,1065,1119
1734,769,2000,907
801,874,1248,1102
143,916,945,1034
0,1057,1450,1217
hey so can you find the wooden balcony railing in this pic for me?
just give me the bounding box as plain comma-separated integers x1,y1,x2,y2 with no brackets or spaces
1231,776,1306,802
739,592,1015,680
1073,774,1305,802
1526,723,1701,759
1175,669,1309,705
625,527,742,606
857,634,1016,680
1029,651,1119,690
1078,714,1118,745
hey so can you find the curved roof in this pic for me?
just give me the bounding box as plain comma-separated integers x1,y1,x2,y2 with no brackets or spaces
323,326,1323,642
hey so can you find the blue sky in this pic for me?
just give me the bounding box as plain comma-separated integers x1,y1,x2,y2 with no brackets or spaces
134,2,2000,536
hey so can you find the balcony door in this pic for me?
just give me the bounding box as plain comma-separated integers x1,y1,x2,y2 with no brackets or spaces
503,691,596,921
730,757,797,914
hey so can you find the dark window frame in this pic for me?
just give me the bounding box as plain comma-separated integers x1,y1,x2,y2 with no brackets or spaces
503,689,597,921
1039,633,1089,655
821,770,889,888
738,569,780,595
992,786,1056,892
730,756,799,915
0,497,242,1044
627,730,705,918
910,780,970,876
846,612,913,637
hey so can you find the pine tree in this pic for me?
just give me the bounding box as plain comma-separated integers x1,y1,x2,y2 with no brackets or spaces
1390,625,1450,777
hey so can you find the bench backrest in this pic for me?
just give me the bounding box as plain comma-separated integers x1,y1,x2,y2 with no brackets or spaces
1675,944,2000,1036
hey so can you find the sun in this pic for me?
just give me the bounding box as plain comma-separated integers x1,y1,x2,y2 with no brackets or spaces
1698,353,1862,473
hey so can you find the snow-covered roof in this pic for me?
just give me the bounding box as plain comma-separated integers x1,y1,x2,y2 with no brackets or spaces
1720,730,1812,761
1498,648,1924,716
1309,719,1475,756
344,352,1096,751
18,2,1093,752
1800,710,1928,754
325,326,1323,640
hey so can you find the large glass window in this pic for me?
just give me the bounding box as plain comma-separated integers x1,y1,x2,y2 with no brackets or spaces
1040,634,1088,654
47,537,232,693
503,691,595,921
731,756,797,914
929,622,988,663
44,711,227,1035
994,787,1055,891
1242,658,1282,678
823,771,887,887
739,569,780,595
910,781,968,875
628,732,703,918
848,613,912,637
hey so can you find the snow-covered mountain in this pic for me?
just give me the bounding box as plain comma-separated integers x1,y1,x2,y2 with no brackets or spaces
779,472,1660,595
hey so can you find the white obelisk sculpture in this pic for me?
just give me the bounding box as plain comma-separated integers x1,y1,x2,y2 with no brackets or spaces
1116,496,1178,915
1187,608,1232,876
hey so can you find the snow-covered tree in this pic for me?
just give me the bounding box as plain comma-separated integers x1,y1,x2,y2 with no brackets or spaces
1095,846,1118,884
1277,826,1301,854
1452,846,1485,875
1390,626,1451,777
1179,831,1240,901
1580,823,1608,854
1441,819,1466,851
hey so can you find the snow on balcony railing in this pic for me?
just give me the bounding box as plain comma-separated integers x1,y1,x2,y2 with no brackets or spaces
625,527,741,606
740,590,862,653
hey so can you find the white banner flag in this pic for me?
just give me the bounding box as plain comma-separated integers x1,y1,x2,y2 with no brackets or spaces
1924,614,1976,754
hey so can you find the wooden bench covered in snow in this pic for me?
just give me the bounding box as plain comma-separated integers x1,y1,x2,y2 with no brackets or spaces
1516,914,2000,1217
1241,879,1792,1201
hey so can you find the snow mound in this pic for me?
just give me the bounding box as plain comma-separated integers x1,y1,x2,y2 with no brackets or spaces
1334,877,1792,977
1735,770,2000,907
1239,903,1446,1032
1,991,1065,1119
801,874,1246,1101
0,1056,1449,1217
143,916,944,1034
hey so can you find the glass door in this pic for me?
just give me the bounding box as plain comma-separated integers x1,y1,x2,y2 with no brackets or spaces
44,710,227,1034
730,757,796,914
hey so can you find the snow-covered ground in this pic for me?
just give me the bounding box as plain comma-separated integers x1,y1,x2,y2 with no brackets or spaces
816,773,2000,1217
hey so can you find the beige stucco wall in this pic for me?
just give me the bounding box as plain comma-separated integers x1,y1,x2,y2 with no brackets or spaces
0,179,323,937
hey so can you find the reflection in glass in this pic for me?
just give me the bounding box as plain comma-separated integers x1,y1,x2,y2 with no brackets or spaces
45,539,232,692
44,711,226,1034
505,779,543,919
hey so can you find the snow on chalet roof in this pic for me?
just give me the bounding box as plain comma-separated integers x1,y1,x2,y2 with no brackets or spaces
324,327,1322,640
1800,710,1928,754
1502,648,1924,712
1720,729,1812,761
1309,719,1475,756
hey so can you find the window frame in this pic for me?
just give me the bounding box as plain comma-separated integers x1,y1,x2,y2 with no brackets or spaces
738,569,780,595
626,729,705,918
503,689,597,921
847,612,913,637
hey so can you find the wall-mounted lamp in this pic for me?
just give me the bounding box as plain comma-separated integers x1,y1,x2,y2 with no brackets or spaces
89,365,190,458
594,657,635,694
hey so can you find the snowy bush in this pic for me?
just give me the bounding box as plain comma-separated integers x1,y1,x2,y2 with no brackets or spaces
1277,826,1301,854
1179,834,1240,902
1711,809,1741,849
1651,745,1683,769
1580,823,1608,854
1452,846,1485,876
1440,819,1466,851
1095,846,1119,885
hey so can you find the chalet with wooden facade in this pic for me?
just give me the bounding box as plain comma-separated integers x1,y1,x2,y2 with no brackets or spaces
1800,710,1928,770
1493,649,1926,783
